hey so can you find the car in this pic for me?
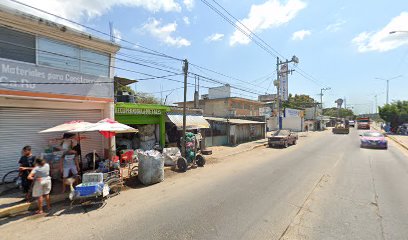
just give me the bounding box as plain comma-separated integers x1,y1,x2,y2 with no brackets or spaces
349,120,355,127
268,130,298,148
360,131,387,149
332,123,350,134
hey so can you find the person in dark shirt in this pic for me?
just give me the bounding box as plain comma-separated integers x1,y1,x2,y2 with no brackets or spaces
18,145,35,201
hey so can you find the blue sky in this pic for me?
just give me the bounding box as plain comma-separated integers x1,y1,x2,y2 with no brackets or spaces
4,0,408,114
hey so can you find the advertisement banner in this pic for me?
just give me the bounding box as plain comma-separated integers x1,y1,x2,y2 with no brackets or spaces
279,63,289,101
284,108,302,118
0,59,113,99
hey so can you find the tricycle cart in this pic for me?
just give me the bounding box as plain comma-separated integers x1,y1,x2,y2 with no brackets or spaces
69,170,123,208
176,132,206,172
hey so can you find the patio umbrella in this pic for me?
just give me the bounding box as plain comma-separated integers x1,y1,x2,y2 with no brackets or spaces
70,118,137,137
39,120,93,133
70,118,137,169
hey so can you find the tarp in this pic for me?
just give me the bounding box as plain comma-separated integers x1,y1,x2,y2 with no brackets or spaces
167,114,210,130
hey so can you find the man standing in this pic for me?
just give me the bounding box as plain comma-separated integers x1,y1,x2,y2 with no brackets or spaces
19,146,35,201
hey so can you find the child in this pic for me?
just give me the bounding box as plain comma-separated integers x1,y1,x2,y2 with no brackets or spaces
28,158,51,214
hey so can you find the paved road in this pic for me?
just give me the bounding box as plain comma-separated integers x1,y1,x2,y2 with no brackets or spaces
2,128,408,240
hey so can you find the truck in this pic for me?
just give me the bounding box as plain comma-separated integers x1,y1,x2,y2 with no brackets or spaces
356,117,370,130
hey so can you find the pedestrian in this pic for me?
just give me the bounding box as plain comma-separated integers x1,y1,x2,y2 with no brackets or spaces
27,158,51,214
60,150,80,193
18,146,35,202
60,133,77,151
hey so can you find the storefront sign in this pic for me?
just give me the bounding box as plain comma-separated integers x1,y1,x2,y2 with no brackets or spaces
0,59,113,99
115,107,163,115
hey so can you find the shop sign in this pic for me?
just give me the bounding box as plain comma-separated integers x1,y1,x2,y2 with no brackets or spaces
0,59,113,99
115,107,162,115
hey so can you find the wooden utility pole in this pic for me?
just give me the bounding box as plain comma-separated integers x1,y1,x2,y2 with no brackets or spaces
182,59,188,157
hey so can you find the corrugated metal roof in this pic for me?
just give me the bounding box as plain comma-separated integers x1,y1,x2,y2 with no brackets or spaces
205,117,265,125
167,114,210,130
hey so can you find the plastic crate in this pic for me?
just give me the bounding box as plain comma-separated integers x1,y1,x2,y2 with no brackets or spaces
75,182,104,196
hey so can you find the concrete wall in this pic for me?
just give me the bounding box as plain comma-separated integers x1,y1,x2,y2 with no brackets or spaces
282,117,304,132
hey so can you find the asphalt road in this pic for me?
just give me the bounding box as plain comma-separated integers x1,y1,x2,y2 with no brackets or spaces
2,128,408,240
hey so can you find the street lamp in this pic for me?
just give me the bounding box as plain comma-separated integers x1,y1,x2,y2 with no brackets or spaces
375,75,402,104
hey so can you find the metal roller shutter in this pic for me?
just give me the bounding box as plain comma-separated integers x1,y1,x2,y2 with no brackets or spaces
0,107,104,179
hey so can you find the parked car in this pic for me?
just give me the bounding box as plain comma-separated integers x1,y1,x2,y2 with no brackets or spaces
268,130,298,148
349,120,355,127
360,131,387,149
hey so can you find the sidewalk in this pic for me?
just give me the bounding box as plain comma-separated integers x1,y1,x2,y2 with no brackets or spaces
372,123,408,151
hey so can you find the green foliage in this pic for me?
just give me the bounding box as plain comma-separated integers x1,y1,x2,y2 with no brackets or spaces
323,107,355,118
282,94,316,109
114,83,135,95
379,101,408,128
135,92,160,104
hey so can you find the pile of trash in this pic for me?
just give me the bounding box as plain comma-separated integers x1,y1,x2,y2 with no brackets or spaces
185,132,196,161
137,150,164,185
162,147,181,166
138,125,157,150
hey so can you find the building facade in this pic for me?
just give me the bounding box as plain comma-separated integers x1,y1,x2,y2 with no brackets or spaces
177,97,264,118
0,6,119,178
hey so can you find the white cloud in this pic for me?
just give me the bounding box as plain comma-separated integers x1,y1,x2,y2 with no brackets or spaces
352,12,408,52
112,28,122,43
183,16,190,25
142,18,191,47
326,19,346,32
206,33,225,42
2,0,181,30
230,0,306,46
183,0,194,11
291,29,311,40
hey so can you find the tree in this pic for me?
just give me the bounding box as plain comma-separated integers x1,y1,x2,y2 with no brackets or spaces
379,101,408,128
282,94,317,109
114,83,160,104
323,107,355,118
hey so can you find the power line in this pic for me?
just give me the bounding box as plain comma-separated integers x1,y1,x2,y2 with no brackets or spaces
5,0,183,62
201,0,325,87
4,0,278,95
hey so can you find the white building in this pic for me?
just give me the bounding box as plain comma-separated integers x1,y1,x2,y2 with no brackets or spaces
0,6,120,178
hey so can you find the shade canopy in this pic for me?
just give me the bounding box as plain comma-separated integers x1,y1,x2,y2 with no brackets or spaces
39,120,93,133
167,114,210,130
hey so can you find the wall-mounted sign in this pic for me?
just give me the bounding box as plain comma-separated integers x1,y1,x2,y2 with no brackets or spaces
0,59,113,99
284,108,303,118
115,107,163,115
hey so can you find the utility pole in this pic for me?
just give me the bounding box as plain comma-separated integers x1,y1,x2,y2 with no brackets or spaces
276,57,280,130
320,87,331,109
386,79,389,104
275,55,299,130
374,94,378,114
182,59,188,158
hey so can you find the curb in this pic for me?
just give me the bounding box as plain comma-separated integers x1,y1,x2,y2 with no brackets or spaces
385,134,408,151
210,142,268,159
0,193,68,218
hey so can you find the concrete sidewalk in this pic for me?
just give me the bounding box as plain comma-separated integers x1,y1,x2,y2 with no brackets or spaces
372,123,408,151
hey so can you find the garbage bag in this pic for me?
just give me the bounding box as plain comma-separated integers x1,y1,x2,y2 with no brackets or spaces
162,147,181,166
137,150,164,185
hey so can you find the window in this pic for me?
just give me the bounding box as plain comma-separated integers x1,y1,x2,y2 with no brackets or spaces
37,37,80,72
0,27,35,63
37,37,110,77
80,49,110,77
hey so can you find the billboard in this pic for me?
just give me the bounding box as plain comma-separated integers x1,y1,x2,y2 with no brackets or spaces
279,63,289,101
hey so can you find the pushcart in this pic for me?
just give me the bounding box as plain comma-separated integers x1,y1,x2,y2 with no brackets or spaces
69,170,123,207
176,132,206,172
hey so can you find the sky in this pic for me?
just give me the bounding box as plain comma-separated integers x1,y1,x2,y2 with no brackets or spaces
2,0,408,114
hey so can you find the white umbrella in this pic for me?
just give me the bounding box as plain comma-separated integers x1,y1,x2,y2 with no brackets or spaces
70,118,137,135
39,120,93,133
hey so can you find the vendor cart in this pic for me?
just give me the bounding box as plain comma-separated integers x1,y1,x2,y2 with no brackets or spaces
69,170,122,207
176,132,206,172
